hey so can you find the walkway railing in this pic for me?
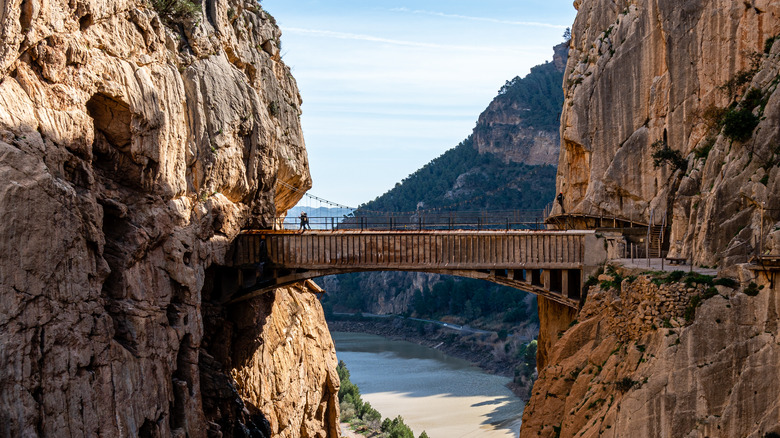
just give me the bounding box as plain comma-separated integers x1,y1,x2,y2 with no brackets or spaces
276,210,549,231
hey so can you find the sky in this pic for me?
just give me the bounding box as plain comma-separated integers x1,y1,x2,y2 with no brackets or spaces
262,0,578,208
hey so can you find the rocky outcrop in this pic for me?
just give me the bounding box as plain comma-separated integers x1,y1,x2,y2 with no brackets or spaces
473,43,567,166
521,268,780,438
527,2,780,436
553,0,780,266
0,0,337,437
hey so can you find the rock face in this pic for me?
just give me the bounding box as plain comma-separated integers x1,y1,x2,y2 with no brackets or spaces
0,0,338,437
554,0,780,266
527,1,780,437
521,269,780,438
474,43,567,166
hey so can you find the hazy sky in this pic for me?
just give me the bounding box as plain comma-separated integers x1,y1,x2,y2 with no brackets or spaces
262,0,577,208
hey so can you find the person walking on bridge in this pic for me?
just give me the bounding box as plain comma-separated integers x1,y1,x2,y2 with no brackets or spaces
557,192,565,214
299,211,310,231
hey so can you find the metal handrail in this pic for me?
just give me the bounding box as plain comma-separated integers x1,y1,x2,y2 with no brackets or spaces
274,212,548,231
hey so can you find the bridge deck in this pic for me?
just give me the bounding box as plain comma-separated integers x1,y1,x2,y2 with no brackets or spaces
224,230,607,308
235,230,591,270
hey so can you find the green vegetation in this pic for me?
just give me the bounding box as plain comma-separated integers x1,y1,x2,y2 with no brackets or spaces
356,137,557,213
765,35,780,54
149,0,201,26
615,377,637,392
650,270,717,287
722,108,760,142
744,281,764,297
411,276,538,324
324,274,537,327
337,361,427,437
713,277,738,288
651,140,687,171
693,138,714,160
599,266,624,290
496,60,565,132
268,101,280,117
513,340,538,389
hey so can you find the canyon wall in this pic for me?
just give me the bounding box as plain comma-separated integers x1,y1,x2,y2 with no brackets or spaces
522,267,780,438
0,0,338,436
553,0,780,266
527,1,780,437
473,42,568,166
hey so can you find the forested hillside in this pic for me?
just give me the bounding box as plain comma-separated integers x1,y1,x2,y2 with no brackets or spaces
323,43,567,330
356,136,556,213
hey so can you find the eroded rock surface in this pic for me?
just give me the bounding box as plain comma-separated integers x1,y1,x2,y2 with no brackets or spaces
554,0,780,266
0,0,337,436
474,43,567,166
529,1,780,437
522,269,780,438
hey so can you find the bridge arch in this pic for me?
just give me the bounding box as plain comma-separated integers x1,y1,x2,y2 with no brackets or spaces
222,230,608,309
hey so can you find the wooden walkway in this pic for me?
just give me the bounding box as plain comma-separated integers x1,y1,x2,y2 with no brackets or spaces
237,230,588,270
223,229,608,308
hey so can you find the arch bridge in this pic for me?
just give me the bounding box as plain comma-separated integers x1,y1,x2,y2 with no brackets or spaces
220,229,608,308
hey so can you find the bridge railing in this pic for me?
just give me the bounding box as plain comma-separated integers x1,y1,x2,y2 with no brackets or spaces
276,210,548,231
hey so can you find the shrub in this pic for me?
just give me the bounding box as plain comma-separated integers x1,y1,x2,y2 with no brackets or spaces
765,35,779,54
615,377,637,392
268,101,280,117
702,287,718,299
744,282,763,296
651,140,687,171
713,277,738,288
701,105,727,130
149,0,201,26
743,88,764,110
684,273,714,287
667,270,685,282
722,108,759,142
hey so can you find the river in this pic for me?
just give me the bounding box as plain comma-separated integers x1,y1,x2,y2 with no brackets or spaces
332,332,524,438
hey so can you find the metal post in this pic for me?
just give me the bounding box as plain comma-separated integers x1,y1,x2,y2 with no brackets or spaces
646,238,650,268
506,218,509,231
761,204,765,256
418,216,422,230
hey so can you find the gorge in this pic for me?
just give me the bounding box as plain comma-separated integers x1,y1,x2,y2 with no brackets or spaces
2,1,780,438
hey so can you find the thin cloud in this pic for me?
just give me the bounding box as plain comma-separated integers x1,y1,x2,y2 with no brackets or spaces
284,27,532,53
390,7,568,29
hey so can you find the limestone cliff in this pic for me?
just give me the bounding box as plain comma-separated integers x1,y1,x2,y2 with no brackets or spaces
0,0,338,436
553,0,780,266
474,42,567,166
522,267,780,438
527,1,780,437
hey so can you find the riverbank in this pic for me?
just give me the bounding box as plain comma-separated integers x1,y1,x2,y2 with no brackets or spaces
334,332,524,437
327,315,536,399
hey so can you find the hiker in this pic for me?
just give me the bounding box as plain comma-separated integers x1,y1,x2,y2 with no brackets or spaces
556,192,565,214
299,212,310,230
